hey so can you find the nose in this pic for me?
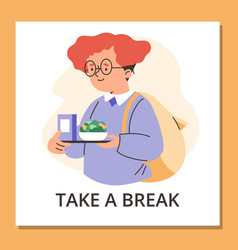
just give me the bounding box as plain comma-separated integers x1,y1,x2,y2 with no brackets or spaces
95,66,101,77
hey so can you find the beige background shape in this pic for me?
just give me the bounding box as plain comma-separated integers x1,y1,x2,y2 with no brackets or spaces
42,38,199,171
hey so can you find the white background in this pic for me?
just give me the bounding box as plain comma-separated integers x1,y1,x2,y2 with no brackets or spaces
16,22,220,226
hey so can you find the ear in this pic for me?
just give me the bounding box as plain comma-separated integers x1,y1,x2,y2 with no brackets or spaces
124,69,132,81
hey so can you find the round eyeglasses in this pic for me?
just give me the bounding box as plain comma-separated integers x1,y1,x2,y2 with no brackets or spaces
84,58,124,77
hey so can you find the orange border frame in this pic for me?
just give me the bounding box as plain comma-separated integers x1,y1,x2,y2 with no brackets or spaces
1,0,236,249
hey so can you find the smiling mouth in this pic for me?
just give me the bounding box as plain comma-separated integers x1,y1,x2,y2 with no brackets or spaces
97,78,104,82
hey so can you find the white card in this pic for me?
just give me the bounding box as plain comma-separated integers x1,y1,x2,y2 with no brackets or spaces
16,22,220,226
60,119,70,132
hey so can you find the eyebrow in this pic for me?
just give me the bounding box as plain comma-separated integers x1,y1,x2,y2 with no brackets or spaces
103,63,109,66
89,63,94,66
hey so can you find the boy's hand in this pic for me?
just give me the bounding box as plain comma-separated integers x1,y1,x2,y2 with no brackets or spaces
48,130,71,154
96,135,119,149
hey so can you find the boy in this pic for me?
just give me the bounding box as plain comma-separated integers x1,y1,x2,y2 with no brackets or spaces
48,33,163,185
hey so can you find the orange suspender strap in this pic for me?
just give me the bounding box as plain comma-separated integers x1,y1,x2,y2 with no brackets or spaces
121,92,141,133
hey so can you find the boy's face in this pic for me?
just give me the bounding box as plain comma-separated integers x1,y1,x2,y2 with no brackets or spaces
86,46,130,93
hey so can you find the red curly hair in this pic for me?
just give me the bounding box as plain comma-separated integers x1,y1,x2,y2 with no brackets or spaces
67,33,151,72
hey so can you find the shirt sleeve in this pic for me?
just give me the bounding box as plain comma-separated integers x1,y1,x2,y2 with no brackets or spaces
117,98,163,162
65,99,100,158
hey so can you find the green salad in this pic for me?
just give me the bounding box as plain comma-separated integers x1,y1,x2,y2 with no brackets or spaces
80,120,107,132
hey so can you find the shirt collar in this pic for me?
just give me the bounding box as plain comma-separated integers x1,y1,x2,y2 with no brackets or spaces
104,90,135,106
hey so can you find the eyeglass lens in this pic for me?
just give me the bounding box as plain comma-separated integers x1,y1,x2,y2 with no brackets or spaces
84,59,113,77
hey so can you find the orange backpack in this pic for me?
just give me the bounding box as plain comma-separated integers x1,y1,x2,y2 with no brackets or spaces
122,92,187,182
